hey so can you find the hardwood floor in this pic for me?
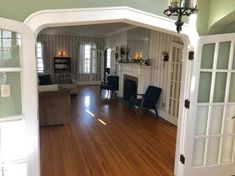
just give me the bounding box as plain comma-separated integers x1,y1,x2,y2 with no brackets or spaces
40,86,177,176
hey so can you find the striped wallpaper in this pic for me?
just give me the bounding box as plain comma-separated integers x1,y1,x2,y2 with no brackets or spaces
148,30,183,113
127,39,149,59
37,34,105,82
38,30,183,116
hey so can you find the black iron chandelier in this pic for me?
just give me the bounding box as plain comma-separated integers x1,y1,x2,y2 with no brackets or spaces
164,0,198,33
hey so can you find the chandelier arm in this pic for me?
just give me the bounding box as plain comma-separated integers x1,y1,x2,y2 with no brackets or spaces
163,3,198,33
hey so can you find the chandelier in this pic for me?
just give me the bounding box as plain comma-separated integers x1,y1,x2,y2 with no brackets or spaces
164,0,198,33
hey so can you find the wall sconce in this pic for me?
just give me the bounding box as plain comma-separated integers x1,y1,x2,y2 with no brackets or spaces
162,51,169,62
164,0,198,33
57,51,68,57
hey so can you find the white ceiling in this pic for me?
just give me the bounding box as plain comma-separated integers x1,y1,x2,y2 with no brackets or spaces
40,22,136,37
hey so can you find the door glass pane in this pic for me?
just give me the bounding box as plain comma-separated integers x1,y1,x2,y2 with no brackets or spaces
206,137,220,165
201,43,215,69
233,44,235,69
229,73,235,102
221,136,234,164
0,72,22,118
0,120,26,162
0,120,27,176
213,73,227,102
198,72,212,103
224,105,235,134
195,106,209,135
209,106,224,134
217,41,230,69
0,30,21,67
192,138,205,167
172,47,176,61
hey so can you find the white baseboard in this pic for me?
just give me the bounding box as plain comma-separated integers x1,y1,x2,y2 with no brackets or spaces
150,109,178,126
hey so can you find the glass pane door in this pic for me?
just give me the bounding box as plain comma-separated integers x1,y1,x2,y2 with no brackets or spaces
184,35,235,176
166,42,183,125
0,29,22,120
0,28,26,175
192,41,235,168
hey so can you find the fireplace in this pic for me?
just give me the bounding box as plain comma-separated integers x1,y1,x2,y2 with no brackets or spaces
123,74,138,100
124,79,137,100
117,63,151,98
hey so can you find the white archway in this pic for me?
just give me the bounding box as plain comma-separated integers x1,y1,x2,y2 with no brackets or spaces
24,6,194,176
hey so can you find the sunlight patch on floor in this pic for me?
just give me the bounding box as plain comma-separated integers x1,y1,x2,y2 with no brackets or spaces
84,109,107,125
98,119,107,125
85,109,95,117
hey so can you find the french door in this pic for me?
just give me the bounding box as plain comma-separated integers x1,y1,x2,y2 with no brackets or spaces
0,17,39,176
182,33,235,176
166,42,183,125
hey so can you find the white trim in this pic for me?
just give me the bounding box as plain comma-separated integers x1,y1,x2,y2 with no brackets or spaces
0,68,23,72
23,6,198,176
24,6,191,42
158,110,178,125
0,17,40,176
0,115,24,122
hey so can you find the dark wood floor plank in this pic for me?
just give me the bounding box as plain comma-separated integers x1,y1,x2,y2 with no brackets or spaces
40,86,177,176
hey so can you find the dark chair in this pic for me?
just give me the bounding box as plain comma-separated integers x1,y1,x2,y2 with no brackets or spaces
129,86,162,116
100,75,119,98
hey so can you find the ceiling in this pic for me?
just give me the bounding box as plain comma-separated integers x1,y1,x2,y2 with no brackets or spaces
39,22,136,37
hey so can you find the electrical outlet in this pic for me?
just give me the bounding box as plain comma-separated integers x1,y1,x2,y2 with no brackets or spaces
1,85,11,97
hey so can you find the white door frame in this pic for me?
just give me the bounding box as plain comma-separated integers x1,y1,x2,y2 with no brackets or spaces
24,6,197,176
0,17,39,176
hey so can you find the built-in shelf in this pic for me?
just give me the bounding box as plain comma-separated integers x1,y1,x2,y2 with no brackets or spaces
54,57,72,84
54,57,71,73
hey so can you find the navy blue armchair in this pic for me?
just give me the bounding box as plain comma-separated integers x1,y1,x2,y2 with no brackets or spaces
129,86,162,116
100,75,119,98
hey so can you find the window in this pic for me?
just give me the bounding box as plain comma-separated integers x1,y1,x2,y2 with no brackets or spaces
0,30,21,61
81,43,97,74
36,42,44,73
84,44,91,73
106,48,111,68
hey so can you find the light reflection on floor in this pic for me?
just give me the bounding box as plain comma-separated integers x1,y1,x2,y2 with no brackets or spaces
77,88,110,126
84,96,90,107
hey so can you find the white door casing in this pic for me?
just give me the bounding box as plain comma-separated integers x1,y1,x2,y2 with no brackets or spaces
183,33,235,176
0,17,39,176
23,6,196,176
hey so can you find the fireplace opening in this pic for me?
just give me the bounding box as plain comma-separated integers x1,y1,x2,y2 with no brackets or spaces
124,79,137,101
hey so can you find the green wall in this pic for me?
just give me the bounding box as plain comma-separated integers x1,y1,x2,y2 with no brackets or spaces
196,0,211,35
1,0,235,35
197,0,235,35
208,0,235,30
1,0,167,22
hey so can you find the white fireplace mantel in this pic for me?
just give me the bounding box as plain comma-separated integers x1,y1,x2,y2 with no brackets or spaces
116,63,152,97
